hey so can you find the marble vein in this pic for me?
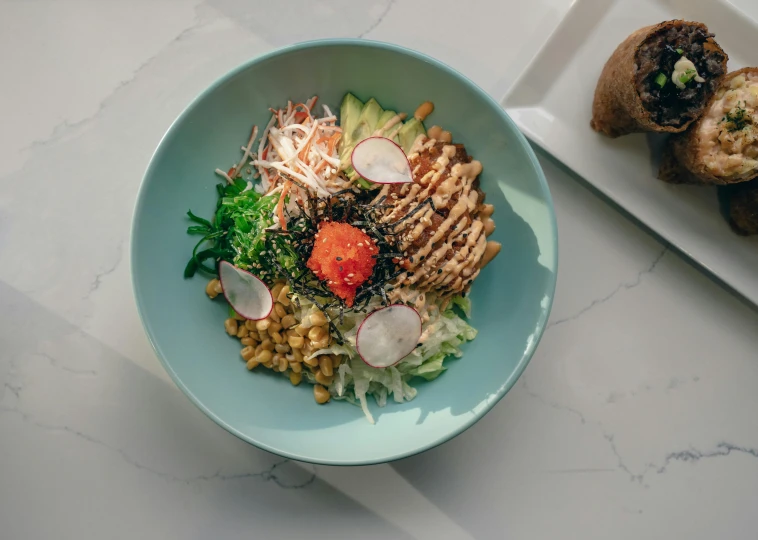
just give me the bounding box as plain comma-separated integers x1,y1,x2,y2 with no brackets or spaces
603,432,645,484
655,443,758,474
15,6,208,164
36,352,97,376
358,0,396,38
548,246,668,329
0,407,315,489
546,467,616,474
84,240,124,299
3,382,21,400
520,374,587,425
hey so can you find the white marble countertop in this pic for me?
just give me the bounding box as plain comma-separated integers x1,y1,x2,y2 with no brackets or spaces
2,1,758,538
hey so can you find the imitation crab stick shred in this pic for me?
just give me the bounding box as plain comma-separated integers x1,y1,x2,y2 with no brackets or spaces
276,180,293,231
306,222,378,307
251,95,347,196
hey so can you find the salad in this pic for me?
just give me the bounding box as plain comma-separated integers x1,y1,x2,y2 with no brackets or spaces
184,93,501,422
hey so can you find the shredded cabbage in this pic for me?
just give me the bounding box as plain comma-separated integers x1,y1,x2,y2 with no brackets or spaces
293,293,476,423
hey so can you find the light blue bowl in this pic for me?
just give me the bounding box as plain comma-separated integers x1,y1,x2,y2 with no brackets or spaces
132,39,557,465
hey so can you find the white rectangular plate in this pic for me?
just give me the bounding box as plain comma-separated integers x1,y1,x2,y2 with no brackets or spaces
502,0,758,305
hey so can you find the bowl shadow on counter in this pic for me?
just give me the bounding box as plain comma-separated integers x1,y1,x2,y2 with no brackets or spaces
0,281,419,537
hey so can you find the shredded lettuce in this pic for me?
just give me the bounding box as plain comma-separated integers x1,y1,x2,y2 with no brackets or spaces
294,292,477,423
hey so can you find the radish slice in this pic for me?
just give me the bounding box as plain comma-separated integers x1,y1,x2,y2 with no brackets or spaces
351,137,413,184
356,304,422,368
218,260,273,320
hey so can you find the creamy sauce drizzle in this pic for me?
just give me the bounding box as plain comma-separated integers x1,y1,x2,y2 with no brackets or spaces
372,136,501,298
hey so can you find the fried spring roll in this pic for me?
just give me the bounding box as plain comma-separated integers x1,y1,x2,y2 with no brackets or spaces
591,20,727,138
659,68,758,185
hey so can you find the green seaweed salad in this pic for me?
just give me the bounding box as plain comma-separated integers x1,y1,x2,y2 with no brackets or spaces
184,179,299,283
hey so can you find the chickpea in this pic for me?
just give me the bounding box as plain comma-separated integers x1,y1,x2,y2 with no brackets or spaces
427,125,443,140
313,384,330,404
312,337,330,350
255,318,271,331
224,318,238,336
304,355,320,368
281,314,296,329
289,371,302,386
271,282,285,300
309,310,327,327
307,326,326,343
319,355,333,377
240,346,255,361
315,369,333,386
256,350,273,364
277,285,291,306
246,359,259,370
206,278,221,299
414,101,434,121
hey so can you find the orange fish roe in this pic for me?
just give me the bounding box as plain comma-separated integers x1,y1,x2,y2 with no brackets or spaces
306,221,378,307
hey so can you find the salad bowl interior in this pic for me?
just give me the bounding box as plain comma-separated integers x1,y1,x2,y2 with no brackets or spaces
132,39,557,465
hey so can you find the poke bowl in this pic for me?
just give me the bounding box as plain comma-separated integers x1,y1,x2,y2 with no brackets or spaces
131,39,557,465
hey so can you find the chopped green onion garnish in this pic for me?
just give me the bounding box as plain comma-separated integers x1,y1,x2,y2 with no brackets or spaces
676,48,683,54
679,69,696,84
655,73,667,88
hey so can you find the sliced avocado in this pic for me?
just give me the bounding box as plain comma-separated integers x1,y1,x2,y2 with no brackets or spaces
337,94,425,189
375,110,398,133
351,98,384,143
340,97,384,176
397,118,426,154
339,93,364,151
